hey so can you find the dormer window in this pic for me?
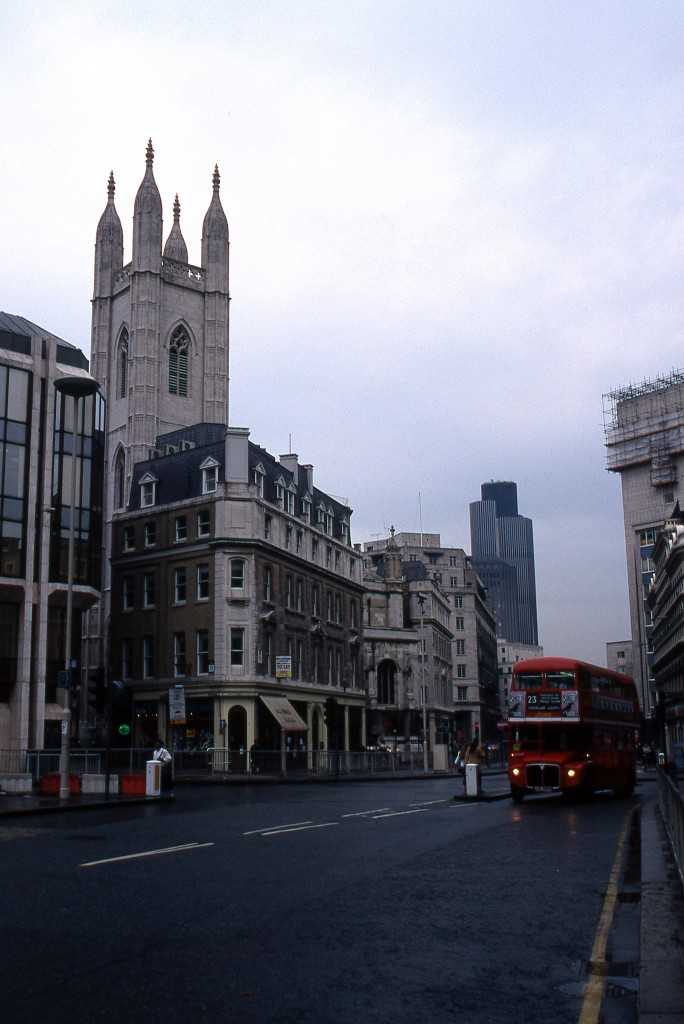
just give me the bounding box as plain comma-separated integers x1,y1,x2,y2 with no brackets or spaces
301,494,312,523
253,463,266,499
139,472,157,508
285,488,295,515
318,504,333,536
201,457,219,495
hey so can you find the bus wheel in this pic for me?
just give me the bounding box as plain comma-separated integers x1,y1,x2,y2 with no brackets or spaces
511,786,526,803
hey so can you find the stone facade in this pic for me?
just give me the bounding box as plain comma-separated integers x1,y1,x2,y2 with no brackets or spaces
85,142,232,739
109,425,366,757
362,531,453,755
606,640,634,680
361,531,498,743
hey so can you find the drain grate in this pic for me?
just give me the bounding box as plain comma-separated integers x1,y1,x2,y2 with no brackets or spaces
584,960,638,978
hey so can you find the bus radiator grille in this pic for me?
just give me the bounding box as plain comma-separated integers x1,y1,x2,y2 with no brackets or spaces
526,764,560,789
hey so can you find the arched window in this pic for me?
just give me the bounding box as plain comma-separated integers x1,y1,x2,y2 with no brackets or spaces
169,327,189,396
377,660,397,705
118,329,129,399
114,450,126,510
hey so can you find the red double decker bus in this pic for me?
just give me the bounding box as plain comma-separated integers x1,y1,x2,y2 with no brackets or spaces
507,657,639,802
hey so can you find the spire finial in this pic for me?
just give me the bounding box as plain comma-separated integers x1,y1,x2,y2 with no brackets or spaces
173,194,181,222
146,138,154,164
107,171,115,197
213,164,220,191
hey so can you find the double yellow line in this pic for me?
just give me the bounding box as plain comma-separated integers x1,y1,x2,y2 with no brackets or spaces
578,811,632,1024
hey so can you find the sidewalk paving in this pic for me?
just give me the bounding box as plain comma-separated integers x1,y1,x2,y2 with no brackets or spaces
639,799,684,1023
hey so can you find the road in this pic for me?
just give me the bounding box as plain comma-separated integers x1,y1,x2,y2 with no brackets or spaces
0,776,648,1024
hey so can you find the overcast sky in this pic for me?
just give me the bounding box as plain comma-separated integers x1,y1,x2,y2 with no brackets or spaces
3,1,684,665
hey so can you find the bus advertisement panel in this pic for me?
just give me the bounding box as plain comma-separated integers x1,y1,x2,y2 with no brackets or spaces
507,657,639,803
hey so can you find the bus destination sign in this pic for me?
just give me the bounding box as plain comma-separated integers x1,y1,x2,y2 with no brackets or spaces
523,691,580,719
527,692,562,714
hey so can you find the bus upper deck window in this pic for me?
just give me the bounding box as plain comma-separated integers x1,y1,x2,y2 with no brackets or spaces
546,672,575,690
516,674,543,689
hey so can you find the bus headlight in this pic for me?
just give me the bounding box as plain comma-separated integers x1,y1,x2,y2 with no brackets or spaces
512,767,520,777
567,769,576,778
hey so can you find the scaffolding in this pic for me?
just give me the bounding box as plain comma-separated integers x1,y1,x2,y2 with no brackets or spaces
603,368,684,473
603,368,684,431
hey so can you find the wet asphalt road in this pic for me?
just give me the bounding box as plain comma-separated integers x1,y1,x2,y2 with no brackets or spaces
0,776,649,1023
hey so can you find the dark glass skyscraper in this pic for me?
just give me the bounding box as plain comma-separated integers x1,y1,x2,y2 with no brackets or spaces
470,481,538,645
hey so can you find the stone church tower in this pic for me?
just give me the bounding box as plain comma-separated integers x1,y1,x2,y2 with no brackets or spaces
86,141,230,696
91,139,230,521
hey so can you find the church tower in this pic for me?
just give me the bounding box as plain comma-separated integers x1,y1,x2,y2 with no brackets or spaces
91,140,230,521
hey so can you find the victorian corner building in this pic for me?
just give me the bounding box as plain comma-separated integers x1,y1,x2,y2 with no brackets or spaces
92,143,366,757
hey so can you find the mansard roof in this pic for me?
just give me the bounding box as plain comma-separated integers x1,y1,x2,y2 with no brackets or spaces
126,422,352,534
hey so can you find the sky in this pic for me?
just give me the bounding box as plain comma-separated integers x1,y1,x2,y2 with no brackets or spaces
3,0,684,666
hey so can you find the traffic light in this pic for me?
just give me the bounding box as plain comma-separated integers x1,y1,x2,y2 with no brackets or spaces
474,722,480,735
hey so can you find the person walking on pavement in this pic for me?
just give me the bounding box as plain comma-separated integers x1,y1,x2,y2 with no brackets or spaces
153,738,173,792
463,736,485,794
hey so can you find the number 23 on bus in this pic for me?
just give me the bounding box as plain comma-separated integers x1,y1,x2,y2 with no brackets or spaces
507,657,639,803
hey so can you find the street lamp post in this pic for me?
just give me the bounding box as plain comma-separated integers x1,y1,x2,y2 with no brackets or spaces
417,593,429,774
55,376,99,801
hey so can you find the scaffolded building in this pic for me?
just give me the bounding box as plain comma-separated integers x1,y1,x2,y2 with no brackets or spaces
604,369,684,718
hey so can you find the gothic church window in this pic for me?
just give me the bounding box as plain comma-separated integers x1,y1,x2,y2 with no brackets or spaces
114,450,126,510
118,329,129,399
168,327,189,397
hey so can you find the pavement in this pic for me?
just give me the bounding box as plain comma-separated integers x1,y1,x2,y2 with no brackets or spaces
1,769,682,1021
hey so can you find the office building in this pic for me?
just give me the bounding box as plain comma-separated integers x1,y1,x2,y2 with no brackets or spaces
646,505,684,760
604,370,684,714
0,313,103,749
470,481,538,646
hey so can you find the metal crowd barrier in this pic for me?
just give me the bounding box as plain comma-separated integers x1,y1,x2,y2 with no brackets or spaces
658,768,684,888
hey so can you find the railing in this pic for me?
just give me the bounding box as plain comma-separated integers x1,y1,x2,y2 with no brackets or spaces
0,746,509,784
659,768,684,888
212,747,434,777
0,748,161,782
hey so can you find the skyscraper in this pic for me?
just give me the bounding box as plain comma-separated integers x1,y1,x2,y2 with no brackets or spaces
470,481,538,645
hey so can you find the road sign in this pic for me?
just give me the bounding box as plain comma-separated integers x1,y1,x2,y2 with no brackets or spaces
169,685,186,723
57,669,72,688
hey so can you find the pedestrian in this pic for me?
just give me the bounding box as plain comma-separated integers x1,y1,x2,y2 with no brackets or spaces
153,737,173,792
463,736,485,794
